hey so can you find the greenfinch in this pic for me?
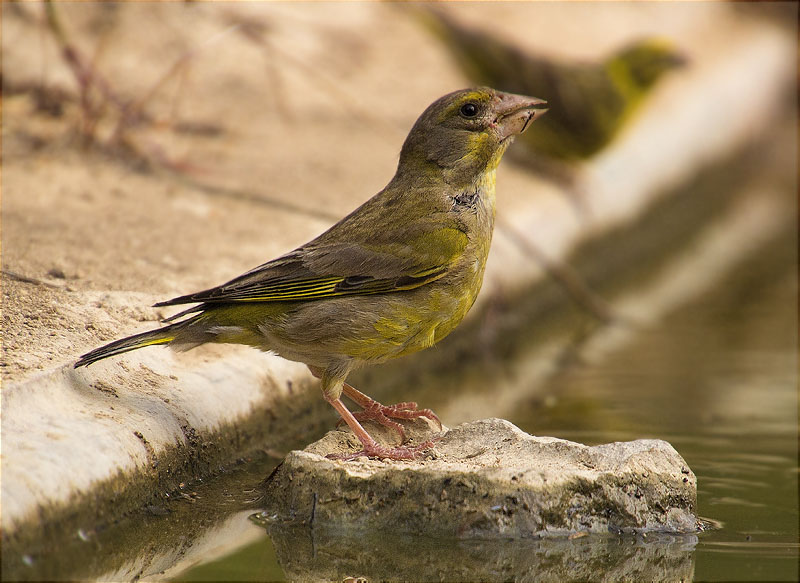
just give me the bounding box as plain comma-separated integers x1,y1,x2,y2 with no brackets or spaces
75,87,547,460
419,9,685,161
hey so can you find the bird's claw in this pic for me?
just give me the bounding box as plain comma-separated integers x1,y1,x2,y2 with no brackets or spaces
337,399,442,442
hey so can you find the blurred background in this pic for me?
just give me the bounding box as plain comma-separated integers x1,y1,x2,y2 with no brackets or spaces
2,2,797,581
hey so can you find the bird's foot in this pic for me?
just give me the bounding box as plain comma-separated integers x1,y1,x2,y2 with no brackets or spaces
341,383,442,442
327,439,436,461
344,400,442,442
324,395,440,461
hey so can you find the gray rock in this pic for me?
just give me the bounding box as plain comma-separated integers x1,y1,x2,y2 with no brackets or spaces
262,418,699,538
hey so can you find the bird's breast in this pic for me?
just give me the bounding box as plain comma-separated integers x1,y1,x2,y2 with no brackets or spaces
386,178,497,357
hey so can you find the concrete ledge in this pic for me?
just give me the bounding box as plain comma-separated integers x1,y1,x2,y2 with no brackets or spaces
1,351,329,540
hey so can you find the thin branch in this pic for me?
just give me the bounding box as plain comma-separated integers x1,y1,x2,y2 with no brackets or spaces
226,12,403,141
113,25,242,141
2,270,64,290
163,170,341,224
496,217,617,324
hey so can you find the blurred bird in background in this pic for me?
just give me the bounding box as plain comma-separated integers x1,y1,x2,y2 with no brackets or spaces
416,7,687,208
409,6,685,321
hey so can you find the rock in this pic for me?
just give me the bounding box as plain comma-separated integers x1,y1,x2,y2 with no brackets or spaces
261,418,699,538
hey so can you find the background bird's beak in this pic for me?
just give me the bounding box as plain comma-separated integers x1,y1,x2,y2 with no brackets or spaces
667,52,690,69
494,92,548,140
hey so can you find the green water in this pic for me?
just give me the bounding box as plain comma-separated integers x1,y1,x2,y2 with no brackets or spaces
504,274,799,581
178,243,798,581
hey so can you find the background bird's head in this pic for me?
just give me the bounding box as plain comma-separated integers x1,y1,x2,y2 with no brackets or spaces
398,87,547,186
613,39,688,91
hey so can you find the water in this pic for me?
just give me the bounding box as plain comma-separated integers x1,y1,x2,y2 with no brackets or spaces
503,273,798,581
177,239,798,581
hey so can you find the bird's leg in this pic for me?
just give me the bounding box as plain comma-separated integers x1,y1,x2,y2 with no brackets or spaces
313,366,435,460
323,395,434,461
341,382,442,443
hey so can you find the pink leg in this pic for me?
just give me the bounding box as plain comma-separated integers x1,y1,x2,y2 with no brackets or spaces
340,382,442,442
324,395,434,461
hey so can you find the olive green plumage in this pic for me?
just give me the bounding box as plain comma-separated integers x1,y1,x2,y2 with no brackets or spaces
75,88,546,457
420,9,686,161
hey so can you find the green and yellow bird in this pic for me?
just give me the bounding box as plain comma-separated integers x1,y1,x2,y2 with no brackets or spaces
419,9,686,162
75,87,547,460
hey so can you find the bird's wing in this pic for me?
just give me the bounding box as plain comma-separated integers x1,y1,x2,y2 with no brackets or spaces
155,226,468,308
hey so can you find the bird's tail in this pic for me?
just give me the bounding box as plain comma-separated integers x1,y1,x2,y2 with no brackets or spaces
74,325,179,368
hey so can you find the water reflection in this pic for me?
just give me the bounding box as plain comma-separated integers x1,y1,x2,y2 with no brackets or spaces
254,517,697,583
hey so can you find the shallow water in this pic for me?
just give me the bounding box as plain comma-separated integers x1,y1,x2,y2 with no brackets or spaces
177,238,798,581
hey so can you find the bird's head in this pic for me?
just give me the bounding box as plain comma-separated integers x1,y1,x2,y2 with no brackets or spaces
398,87,547,186
614,39,687,91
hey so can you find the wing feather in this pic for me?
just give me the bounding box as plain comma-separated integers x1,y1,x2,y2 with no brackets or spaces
154,226,466,309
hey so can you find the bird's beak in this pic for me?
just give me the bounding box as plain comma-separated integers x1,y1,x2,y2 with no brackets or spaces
495,92,548,141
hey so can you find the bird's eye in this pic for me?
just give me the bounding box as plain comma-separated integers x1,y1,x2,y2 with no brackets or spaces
460,103,479,118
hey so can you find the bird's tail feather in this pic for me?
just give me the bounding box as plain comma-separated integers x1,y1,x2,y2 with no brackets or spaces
74,327,177,368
